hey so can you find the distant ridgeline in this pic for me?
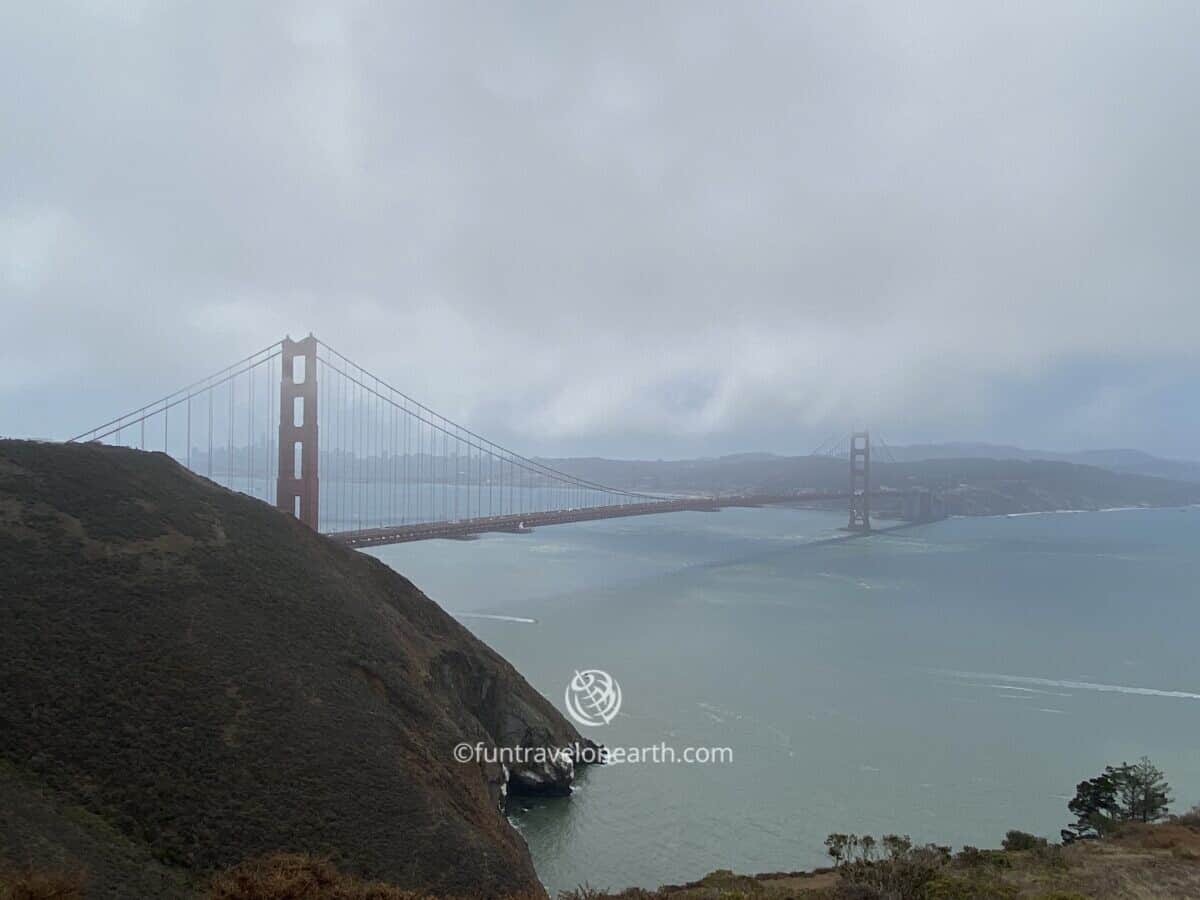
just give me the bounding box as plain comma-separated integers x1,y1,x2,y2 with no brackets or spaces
536,453,1200,516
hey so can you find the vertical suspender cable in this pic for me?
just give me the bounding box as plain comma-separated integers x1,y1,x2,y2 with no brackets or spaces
316,360,322,530
414,412,420,524
403,401,409,524
377,379,383,527
227,376,233,488
248,363,254,496
338,364,345,532
372,381,377,527
360,374,366,531
375,379,382,527
390,399,395,526
268,355,274,507
357,376,364,532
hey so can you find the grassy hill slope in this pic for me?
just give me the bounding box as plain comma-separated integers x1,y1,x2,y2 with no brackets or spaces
0,440,586,898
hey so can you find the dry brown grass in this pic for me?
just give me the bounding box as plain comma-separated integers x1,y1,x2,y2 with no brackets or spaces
207,853,552,900
1035,825,1200,899
0,867,85,900
208,854,427,900
1107,823,1200,853
166,831,1200,900
8,826,1200,900
560,823,1200,900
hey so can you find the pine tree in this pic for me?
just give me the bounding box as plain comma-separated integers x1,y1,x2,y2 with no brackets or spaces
1064,770,1119,841
1063,758,1172,841
1112,757,1171,823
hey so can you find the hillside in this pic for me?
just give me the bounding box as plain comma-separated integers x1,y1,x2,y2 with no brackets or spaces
0,440,589,898
886,442,1200,484
536,454,1200,515
573,821,1200,899
11,822,1197,899
880,458,1200,515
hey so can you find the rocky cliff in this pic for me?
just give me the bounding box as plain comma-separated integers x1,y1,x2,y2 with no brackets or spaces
0,440,590,897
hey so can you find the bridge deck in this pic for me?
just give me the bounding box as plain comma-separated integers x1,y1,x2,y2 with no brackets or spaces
327,497,721,547
324,491,893,548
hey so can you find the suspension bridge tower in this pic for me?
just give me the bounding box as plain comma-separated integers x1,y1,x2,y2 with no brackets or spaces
847,430,871,532
276,335,319,529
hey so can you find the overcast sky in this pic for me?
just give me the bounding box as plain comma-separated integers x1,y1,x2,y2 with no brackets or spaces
3,2,1198,459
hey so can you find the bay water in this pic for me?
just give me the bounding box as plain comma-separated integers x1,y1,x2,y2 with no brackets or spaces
367,506,1200,893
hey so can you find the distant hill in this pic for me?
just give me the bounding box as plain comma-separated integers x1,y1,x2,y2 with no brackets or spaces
881,457,1200,515
538,452,1200,515
0,440,587,898
885,442,1200,483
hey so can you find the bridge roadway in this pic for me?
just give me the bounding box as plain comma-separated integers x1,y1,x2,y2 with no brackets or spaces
325,491,887,548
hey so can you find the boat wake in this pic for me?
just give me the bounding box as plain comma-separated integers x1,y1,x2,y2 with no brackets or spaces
454,612,538,624
938,668,1200,701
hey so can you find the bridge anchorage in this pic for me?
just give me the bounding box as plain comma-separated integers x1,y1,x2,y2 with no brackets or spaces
70,335,939,545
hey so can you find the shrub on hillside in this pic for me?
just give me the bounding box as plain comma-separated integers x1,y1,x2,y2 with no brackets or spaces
828,885,879,900
1172,805,1200,829
925,875,1018,899
1000,830,1047,852
825,833,950,900
955,847,1009,869
1029,842,1068,870
557,888,609,900
208,854,424,900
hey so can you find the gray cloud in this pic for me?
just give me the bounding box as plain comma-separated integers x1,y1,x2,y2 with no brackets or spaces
3,1,1198,456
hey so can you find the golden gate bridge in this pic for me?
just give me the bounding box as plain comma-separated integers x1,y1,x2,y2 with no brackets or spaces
70,334,915,545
